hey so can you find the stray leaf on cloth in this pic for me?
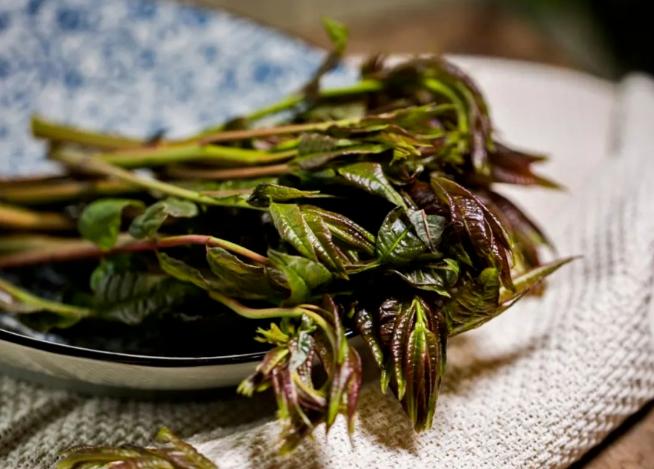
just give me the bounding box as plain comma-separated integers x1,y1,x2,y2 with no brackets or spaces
56,427,217,469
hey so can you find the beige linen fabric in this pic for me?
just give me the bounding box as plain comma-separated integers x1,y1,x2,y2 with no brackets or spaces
1,63,653,468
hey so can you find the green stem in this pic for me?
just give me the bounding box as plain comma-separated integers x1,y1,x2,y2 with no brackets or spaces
187,79,383,141
31,116,143,150
0,234,83,254
52,150,246,207
0,203,74,231
208,291,305,319
208,291,336,346
0,276,91,318
0,179,140,205
165,163,290,181
423,78,468,134
197,118,359,145
30,80,384,152
98,145,296,168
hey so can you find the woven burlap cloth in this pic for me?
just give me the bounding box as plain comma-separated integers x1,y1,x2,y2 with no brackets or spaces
1,67,653,468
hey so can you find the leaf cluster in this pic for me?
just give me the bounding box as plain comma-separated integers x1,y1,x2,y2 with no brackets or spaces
0,19,572,455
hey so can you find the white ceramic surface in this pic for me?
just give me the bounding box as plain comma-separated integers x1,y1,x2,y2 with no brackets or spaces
0,333,257,390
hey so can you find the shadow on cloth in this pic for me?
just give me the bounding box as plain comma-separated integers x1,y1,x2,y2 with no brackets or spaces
352,333,544,454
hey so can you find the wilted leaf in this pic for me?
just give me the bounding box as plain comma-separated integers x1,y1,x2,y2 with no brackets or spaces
156,252,210,290
78,198,144,249
206,247,284,301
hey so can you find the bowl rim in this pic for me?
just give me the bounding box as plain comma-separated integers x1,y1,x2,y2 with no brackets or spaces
0,327,266,367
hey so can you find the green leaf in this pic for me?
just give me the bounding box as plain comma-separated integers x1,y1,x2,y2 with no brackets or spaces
156,252,210,290
268,249,333,304
78,198,145,249
445,267,501,335
322,17,348,54
89,256,133,291
377,130,425,162
391,259,459,297
247,184,325,207
269,203,319,262
92,272,195,325
269,203,372,272
445,258,573,336
302,206,375,256
376,207,428,265
129,198,198,239
297,133,353,155
206,247,284,301
293,140,388,170
337,162,406,207
407,209,446,252
255,322,291,346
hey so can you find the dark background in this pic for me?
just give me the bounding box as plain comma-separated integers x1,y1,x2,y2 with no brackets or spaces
194,0,653,78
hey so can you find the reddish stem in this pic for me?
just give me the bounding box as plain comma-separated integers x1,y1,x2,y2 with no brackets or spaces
0,234,267,269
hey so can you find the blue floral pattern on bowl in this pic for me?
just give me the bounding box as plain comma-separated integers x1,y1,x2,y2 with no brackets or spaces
0,0,356,175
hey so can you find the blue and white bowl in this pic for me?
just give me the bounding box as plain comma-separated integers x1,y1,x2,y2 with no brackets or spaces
0,0,357,391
